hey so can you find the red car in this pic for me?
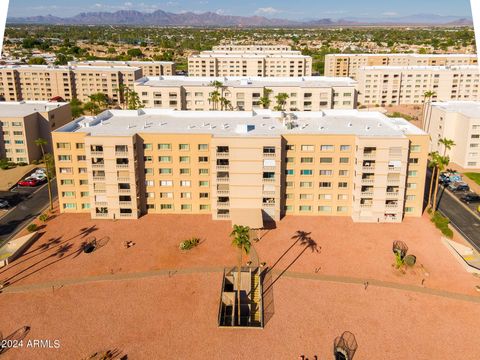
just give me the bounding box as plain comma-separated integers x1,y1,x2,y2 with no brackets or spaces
18,177,43,187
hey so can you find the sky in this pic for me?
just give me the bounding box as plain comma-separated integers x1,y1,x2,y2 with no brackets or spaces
7,0,474,20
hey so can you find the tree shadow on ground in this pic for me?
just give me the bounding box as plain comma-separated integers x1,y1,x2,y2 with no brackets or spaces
85,348,127,360
0,326,31,355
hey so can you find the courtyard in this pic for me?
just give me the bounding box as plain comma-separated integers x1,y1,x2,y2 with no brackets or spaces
0,210,479,359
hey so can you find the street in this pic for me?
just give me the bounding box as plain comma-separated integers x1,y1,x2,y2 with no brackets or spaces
0,180,57,244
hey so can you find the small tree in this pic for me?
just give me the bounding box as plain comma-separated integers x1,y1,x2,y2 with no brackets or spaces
230,225,251,326
274,93,289,111
126,90,143,110
35,138,53,211
259,88,273,109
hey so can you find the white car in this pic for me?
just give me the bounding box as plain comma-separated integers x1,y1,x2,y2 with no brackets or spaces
0,199,10,209
31,173,47,181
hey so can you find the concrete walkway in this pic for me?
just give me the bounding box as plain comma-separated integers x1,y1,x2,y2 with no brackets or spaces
2,266,480,305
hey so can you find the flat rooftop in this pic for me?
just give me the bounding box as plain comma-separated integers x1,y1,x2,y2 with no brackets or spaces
0,101,70,117
360,65,479,71
327,53,477,58
431,101,480,118
69,60,175,66
135,76,357,88
0,64,141,72
190,53,310,59
55,109,425,138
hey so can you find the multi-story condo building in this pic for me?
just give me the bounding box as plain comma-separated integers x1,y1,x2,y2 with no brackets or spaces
0,101,72,163
213,45,293,52
424,101,480,169
0,65,142,104
356,65,480,106
69,61,176,76
52,109,428,224
325,54,477,79
134,76,357,111
72,65,142,103
188,48,312,77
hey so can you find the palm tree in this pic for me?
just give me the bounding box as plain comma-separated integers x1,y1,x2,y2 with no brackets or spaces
427,151,439,210
208,90,221,110
113,84,128,109
438,138,456,157
259,87,273,109
35,138,53,211
432,153,450,212
126,90,143,110
230,224,251,326
219,97,231,111
422,90,436,130
274,93,289,111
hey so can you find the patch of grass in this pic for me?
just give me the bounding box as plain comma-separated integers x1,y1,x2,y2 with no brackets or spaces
386,112,415,121
464,172,480,186
431,212,453,239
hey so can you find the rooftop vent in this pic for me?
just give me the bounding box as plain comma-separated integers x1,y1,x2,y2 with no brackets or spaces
347,122,353,127
235,124,255,133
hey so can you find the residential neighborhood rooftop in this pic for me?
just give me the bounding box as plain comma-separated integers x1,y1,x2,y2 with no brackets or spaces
55,109,425,138
327,53,477,58
360,65,478,71
0,101,70,117
430,101,480,118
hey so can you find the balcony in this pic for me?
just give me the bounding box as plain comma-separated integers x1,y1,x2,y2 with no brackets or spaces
95,201,108,206
386,192,399,197
217,177,229,183
385,203,398,208
91,163,104,169
363,152,376,159
115,151,129,157
388,166,401,172
217,213,230,219
263,152,276,158
119,201,132,206
117,177,130,182
387,178,400,185
361,191,374,197
217,190,229,195
95,213,109,218
263,166,276,171
216,165,229,170
116,164,129,169
362,166,375,171
216,152,229,158
263,190,276,196
119,213,134,218
91,151,103,156
263,178,275,183
384,216,399,223
93,188,106,194
118,188,131,194
263,202,275,207
361,178,374,185
360,204,372,208
217,201,230,207
92,176,105,181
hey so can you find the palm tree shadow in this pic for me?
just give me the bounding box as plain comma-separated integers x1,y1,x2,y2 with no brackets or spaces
0,326,31,355
266,230,311,275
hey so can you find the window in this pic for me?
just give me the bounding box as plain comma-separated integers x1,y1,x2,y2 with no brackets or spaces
301,157,313,163
405,207,414,213
200,193,209,198
144,143,153,150
409,158,419,164
285,157,294,163
318,206,332,212
406,195,416,201
286,145,295,151
159,156,171,163
181,204,192,211
181,192,192,199
180,168,190,175
286,181,293,188
179,156,190,163
199,169,209,175
160,192,173,198
63,203,76,209
339,170,349,176
338,194,348,200
300,170,313,176
179,144,190,150
299,205,312,212
160,180,173,186
285,169,294,175
337,206,348,212
198,156,208,162
408,170,418,177
320,145,334,151
59,167,72,174
407,183,417,189
319,182,332,188
300,182,313,188
145,180,154,187
81,203,91,210
56,142,71,149
338,182,348,188
198,144,209,151
62,191,75,197
81,191,89,197
410,145,421,152
284,205,293,212
159,168,172,174
319,194,332,200
58,155,71,161
301,145,314,152
339,157,349,164
199,181,209,187
320,157,333,164
158,143,171,150
61,179,74,185
144,156,153,163
80,179,88,185
161,204,173,210
180,180,191,187
145,168,153,174
319,170,333,176
300,194,313,200
77,155,86,161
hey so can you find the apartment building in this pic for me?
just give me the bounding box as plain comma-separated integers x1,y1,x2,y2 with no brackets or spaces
424,101,480,169
0,101,72,163
356,65,480,106
325,54,477,79
213,45,293,52
134,76,357,111
0,65,142,104
69,61,176,76
188,48,312,77
52,109,428,224
72,65,142,103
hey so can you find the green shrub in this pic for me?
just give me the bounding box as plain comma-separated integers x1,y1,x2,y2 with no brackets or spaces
17,162,27,167
27,223,38,232
179,237,200,250
431,212,454,238
31,160,39,165
38,213,49,222
404,254,417,267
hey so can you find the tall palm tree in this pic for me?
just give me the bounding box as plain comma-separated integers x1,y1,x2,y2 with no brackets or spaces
438,138,456,157
427,151,439,210
219,97,231,111
259,87,273,109
432,153,450,212
113,84,127,109
274,93,289,111
230,224,251,326
422,90,436,131
35,138,53,211
208,90,221,110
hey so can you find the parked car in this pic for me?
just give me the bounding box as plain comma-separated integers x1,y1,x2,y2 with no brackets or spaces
461,194,480,204
31,173,47,181
0,199,9,209
448,182,470,192
18,177,44,187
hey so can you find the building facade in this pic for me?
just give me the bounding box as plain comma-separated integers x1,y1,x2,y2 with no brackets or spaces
69,61,176,76
325,54,477,79
188,48,312,77
0,65,143,104
53,109,428,223
0,101,72,163
356,65,480,106
424,101,480,169
134,76,357,111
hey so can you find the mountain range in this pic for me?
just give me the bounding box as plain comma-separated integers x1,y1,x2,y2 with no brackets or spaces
7,10,473,27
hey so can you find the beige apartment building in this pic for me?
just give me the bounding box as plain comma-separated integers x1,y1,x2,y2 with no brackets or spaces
52,109,428,224
134,76,357,111
188,48,312,77
69,61,176,76
0,101,72,163
356,65,480,106
0,65,142,104
424,101,480,169
213,45,293,52
325,54,477,79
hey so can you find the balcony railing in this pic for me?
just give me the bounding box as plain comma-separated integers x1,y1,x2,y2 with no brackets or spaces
388,167,401,172
217,202,230,207
385,203,398,208
361,191,374,196
115,151,129,157
95,201,108,206
361,179,374,184
94,189,106,193
263,153,276,158
119,201,132,206
217,190,229,195
360,204,372,208
217,177,229,183
117,177,130,182
263,191,276,196
95,213,109,217
216,152,229,157
216,165,229,170
362,166,375,171
263,202,275,207
92,176,105,181
118,189,131,193
217,214,230,219
116,164,129,169
363,153,376,159
91,151,103,156
386,192,399,197
91,164,104,169
263,166,276,171
263,178,275,183
119,213,134,218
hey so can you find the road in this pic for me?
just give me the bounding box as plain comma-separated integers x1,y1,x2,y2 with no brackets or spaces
0,180,57,244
